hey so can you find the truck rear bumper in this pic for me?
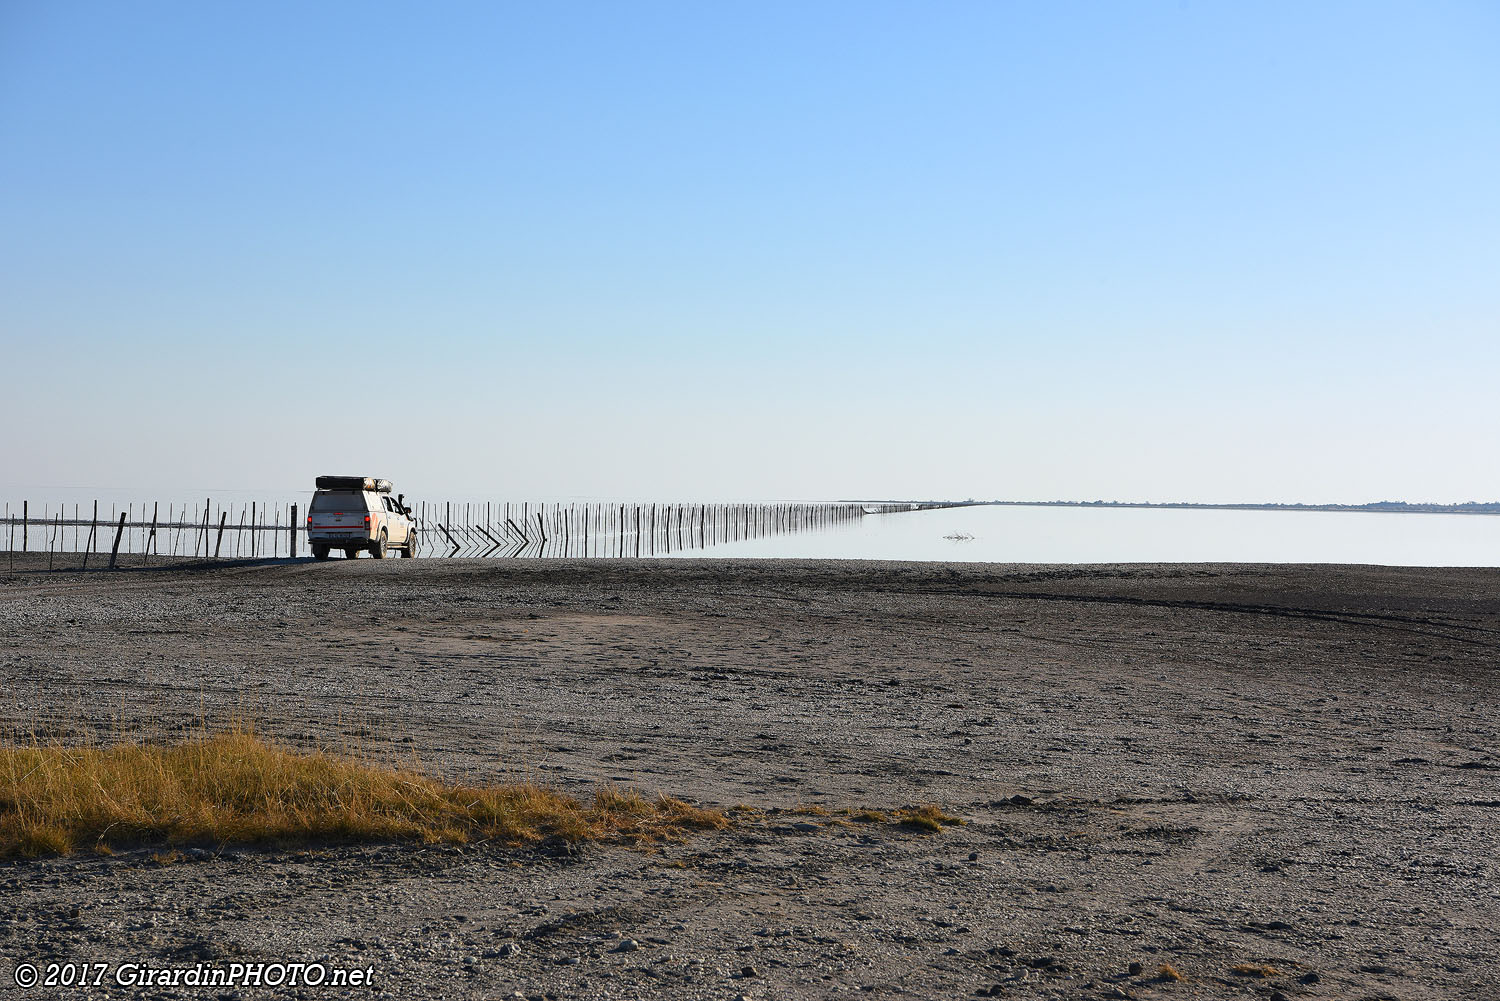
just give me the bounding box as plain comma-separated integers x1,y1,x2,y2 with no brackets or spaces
308,531,373,545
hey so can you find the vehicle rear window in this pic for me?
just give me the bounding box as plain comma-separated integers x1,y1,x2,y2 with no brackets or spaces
310,492,369,513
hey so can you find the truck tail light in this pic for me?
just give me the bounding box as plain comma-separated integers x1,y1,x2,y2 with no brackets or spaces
364,514,371,527
306,516,312,526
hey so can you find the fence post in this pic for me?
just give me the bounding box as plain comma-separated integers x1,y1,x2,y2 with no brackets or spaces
21,501,26,552
215,512,227,557
439,522,461,556
108,512,127,569
290,504,297,558
147,503,159,563
83,501,97,569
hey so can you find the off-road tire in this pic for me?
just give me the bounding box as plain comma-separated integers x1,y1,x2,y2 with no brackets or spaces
311,544,330,561
371,531,387,560
404,530,418,558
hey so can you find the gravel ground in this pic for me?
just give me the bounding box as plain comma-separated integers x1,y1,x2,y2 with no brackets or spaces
1,555,1497,1000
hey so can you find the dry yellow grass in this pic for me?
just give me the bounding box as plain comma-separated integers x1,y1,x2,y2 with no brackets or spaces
1230,963,1280,977
893,804,965,833
0,727,728,859
1157,962,1185,981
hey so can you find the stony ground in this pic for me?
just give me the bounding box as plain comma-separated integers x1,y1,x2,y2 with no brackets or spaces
1,554,1497,1000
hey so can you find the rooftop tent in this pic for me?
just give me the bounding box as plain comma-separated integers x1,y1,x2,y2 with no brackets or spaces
315,476,393,493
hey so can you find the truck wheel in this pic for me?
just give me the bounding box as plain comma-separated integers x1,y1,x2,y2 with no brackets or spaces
312,544,329,561
404,530,418,558
371,531,387,560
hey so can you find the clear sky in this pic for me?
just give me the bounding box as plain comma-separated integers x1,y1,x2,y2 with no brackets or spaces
2,1,1496,504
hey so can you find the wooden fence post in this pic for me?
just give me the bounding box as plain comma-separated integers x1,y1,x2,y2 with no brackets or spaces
83,501,97,569
214,513,227,557
290,503,298,558
146,502,159,563
108,512,127,569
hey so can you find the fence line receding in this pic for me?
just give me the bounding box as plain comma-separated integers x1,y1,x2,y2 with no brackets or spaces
1,498,958,568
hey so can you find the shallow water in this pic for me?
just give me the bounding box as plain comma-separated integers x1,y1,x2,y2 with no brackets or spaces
681,504,1500,567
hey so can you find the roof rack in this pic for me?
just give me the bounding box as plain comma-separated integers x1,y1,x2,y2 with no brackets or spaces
315,476,393,493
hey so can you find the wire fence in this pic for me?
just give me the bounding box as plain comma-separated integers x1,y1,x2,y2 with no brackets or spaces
1,498,947,569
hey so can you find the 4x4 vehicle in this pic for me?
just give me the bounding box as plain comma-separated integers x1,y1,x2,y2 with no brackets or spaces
306,476,417,560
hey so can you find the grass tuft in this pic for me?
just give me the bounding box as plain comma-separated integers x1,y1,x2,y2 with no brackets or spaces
0,727,727,859
1157,962,1184,982
893,804,965,833
1230,964,1280,977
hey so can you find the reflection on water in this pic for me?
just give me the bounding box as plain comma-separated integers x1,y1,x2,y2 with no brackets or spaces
682,504,1500,567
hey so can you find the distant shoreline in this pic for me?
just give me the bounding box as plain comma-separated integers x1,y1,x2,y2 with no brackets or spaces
989,500,1500,515
843,499,1500,516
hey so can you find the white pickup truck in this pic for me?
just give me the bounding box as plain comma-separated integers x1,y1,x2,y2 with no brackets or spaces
306,476,417,560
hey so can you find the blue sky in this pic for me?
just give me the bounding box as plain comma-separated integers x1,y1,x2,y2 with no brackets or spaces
2,1,1497,503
